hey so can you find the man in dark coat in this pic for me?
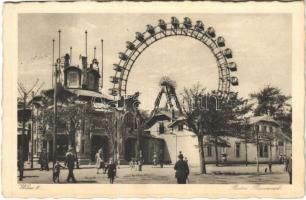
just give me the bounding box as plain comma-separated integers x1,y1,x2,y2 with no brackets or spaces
106,158,117,184
65,148,77,183
17,150,24,181
287,154,292,184
174,154,189,184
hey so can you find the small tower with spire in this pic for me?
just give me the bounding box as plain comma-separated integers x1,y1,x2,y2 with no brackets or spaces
55,30,103,92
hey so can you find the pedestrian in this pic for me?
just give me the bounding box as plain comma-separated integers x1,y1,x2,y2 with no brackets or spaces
106,158,117,184
65,147,77,183
129,157,135,170
174,154,189,184
17,150,24,181
184,157,188,164
268,161,272,173
221,153,227,165
39,148,49,171
138,150,144,171
159,149,164,168
153,151,157,167
287,154,292,184
99,147,104,158
184,157,189,183
285,156,289,172
95,149,104,174
116,152,120,169
279,154,283,164
53,160,64,183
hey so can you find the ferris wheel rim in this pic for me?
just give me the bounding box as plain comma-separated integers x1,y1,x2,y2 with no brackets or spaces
110,18,238,99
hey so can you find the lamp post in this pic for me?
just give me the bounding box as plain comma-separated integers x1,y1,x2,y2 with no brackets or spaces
254,124,260,174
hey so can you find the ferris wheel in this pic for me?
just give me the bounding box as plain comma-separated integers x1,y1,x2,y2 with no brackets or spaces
110,17,238,99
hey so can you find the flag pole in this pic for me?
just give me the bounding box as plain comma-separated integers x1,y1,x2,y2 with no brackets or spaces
52,39,55,88
53,30,60,167
101,39,103,90
70,46,72,64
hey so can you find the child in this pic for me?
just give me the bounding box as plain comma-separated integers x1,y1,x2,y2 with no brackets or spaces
184,157,188,164
53,161,64,183
106,159,117,184
129,158,135,170
153,152,157,167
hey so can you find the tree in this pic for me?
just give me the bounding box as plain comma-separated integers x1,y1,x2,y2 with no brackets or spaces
199,91,251,166
181,84,251,171
181,84,207,174
250,85,291,117
276,107,292,138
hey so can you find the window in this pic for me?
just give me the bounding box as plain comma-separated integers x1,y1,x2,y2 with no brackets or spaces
259,143,269,157
261,125,267,132
134,118,138,129
235,143,240,157
207,146,212,157
159,122,165,134
255,125,260,132
126,115,134,131
264,145,268,157
278,141,284,146
269,126,273,133
67,71,79,88
178,124,183,131
87,73,96,90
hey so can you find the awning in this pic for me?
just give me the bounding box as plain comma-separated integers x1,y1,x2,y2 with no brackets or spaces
204,137,231,147
145,112,172,129
249,115,280,126
67,88,112,101
42,84,76,102
168,117,186,128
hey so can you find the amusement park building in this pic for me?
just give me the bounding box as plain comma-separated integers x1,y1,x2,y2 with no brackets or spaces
145,111,292,166
19,51,164,165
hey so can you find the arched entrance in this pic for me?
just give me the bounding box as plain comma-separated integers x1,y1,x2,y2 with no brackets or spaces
91,135,108,161
120,112,139,162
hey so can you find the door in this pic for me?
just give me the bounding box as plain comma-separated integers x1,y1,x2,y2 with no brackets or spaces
91,135,108,161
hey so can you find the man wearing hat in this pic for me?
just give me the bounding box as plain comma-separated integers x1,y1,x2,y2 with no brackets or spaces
65,147,77,183
174,153,189,184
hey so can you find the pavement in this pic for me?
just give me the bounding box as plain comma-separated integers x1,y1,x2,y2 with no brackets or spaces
18,163,290,184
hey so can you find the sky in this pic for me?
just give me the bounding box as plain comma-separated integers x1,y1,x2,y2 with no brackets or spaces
18,13,292,110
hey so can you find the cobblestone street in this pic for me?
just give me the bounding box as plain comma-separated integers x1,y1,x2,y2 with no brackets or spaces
18,163,290,184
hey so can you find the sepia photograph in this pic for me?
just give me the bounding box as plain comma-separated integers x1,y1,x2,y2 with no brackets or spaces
2,1,304,198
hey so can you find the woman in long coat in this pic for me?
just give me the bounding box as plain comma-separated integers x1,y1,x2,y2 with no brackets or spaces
95,149,104,174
